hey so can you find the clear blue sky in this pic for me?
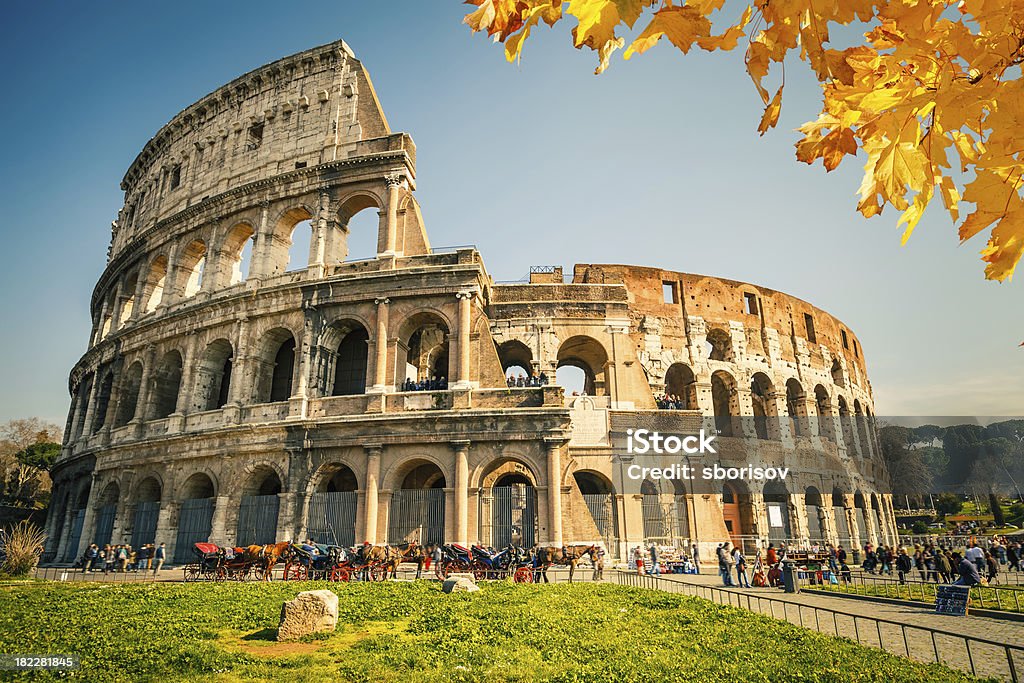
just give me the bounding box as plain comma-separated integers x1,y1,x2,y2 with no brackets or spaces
0,1,1019,426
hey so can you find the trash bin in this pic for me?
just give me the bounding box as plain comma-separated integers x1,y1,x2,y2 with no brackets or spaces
782,560,800,593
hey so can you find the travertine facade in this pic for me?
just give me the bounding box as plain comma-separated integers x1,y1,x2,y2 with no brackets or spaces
46,40,896,565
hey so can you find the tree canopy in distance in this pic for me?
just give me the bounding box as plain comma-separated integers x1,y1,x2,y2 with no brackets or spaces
464,0,1024,283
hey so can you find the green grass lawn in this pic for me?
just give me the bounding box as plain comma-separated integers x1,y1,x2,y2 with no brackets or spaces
0,580,983,682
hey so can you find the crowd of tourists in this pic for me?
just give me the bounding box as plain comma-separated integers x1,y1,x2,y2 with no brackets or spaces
506,372,549,388
400,376,448,392
654,394,688,410
76,542,167,573
862,537,1020,585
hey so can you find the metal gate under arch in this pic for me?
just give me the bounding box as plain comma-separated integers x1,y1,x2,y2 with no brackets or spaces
131,502,160,549
64,510,86,562
388,489,444,545
582,493,619,556
306,491,357,546
480,485,536,549
93,504,116,548
641,494,690,547
806,504,822,542
833,506,851,546
237,494,280,546
175,498,214,563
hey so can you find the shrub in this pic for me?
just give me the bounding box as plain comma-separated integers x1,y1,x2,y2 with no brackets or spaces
911,521,928,534
0,520,45,577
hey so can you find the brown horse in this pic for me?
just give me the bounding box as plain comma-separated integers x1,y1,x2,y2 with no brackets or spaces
391,542,426,579
243,542,292,581
356,543,401,580
534,544,597,583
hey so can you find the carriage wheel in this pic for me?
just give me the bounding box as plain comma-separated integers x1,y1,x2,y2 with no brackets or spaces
514,566,534,584
472,566,487,580
330,566,351,582
369,565,387,582
183,565,199,582
284,563,307,581
215,566,228,582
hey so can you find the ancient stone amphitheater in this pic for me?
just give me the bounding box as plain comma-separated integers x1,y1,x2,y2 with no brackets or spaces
45,39,896,566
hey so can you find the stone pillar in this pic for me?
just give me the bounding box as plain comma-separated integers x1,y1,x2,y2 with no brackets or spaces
130,348,155,430
131,267,148,322
382,175,401,255
170,337,198,432
161,242,180,308
155,501,177,559
452,291,474,389
369,298,390,392
363,445,382,544
250,200,272,280
78,373,102,443
451,440,470,546
289,313,314,419
208,495,230,546
544,436,565,545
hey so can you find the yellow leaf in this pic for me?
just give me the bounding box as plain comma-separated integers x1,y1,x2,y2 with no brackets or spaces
758,86,783,136
897,179,934,243
696,6,751,52
569,0,621,50
624,5,710,59
745,41,771,104
938,175,960,222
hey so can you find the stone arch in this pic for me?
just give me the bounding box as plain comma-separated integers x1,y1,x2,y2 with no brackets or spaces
722,480,754,544
750,371,777,440
479,457,540,549
178,239,207,298
179,472,217,500
309,462,360,494
241,464,284,497
711,370,739,437
142,254,168,313
478,456,541,489
133,475,162,503
831,358,845,387
763,480,792,543
118,271,139,327
556,335,608,396
90,367,115,435
837,395,855,450
664,363,697,409
336,191,383,262
320,318,370,396
805,486,824,542
114,361,143,427
786,378,807,437
174,471,217,562
236,463,284,546
192,338,234,411
386,457,448,545
854,399,869,457
252,327,297,403
305,461,360,546
705,327,732,362
573,469,619,550
814,384,835,442
148,350,183,419
832,486,851,545
265,205,316,276
572,469,614,495
71,374,94,440
497,340,533,379
397,311,451,387
853,490,869,544
217,221,256,287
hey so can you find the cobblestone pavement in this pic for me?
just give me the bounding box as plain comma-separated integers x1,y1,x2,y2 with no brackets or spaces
633,571,1024,681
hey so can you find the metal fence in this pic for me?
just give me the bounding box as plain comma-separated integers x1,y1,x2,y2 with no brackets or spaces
582,493,619,556
131,502,159,549
818,570,1024,612
63,510,85,563
94,504,115,548
236,494,279,546
32,566,163,583
480,485,537,549
306,491,357,547
174,498,214,563
388,489,445,545
615,571,1024,682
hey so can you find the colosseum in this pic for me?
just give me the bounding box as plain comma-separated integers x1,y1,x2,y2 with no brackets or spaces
44,39,897,567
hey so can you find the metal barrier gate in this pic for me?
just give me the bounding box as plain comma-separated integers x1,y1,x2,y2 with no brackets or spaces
582,493,619,556
236,494,279,546
306,491,357,546
174,498,214,563
63,510,85,562
131,502,159,549
94,504,115,548
480,484,537,549
388,488,445,545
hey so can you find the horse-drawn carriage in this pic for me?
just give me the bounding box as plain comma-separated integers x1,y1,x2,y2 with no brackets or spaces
182,542,259,582
437,544,535,582
282,543,366,582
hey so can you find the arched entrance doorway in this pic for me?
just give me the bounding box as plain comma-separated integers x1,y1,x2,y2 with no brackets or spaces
573,471,619,554
641,479,690,547
388,462,446,545
236,468,282,546
721,481,753,549
480,464,538,549
63,485,91,562
832,488,851,548
804,487,824,543
854,491,869,547
93,483,119,548
131,477,161,550
175,473,216,563
763,481,792,544
306,464,358,546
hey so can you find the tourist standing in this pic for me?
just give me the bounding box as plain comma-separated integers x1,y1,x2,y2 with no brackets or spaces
152,542,166,574
649,543,660,576
634,546,645,576
592,547,605,581
691,543,700,574
733,545,749,588
896,547,912,584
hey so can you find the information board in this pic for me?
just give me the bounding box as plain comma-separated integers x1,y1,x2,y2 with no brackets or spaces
934,584,970,616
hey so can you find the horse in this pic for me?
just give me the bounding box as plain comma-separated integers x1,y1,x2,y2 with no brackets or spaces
356,543,401,581
390,542,426,579
533,544,598,583
242,541,292,581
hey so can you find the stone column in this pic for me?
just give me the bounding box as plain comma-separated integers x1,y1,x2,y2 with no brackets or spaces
382,174,401,255
544,436,565,545
208,495,230,546
78,373,102,444
155,502,178,560
131,268,148,322
249,200,272,280
130,348,155,430
369,298,390,392
451,440,470,546
452,290,475,389
363,445,382,544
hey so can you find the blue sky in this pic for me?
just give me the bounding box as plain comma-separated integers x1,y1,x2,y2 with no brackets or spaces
0,1,1019,426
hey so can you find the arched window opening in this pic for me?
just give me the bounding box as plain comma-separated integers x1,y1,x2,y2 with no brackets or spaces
237,467,282,546
497,340,535,384
556,365,587,396
72,376,93,440
805,487,824,542
750,372,775,440
832,487,851,546
119,273,138,328
270,338,295,402
149,351,183,420
332,328,369,396
399,313,450,390
814,384,835,442
705,328,732,362
175,473,216,563
253,329,296,404
854,400,869,458
831,358,845,387
114,361,143,427
308,464,359,546
573,471,619,552
180,240,207,298
837,396,855,450
786,379,806,437
556,336,608,397
193,339,233,412
143,255,167,313
90,370,114,435
222,223,256,286
664,363,697,410
711,370,737,437
131,476,161,549
287,219,313,272
338,198,381,262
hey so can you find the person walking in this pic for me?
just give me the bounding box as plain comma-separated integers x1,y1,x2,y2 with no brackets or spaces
634,546,645,576
986,551,999,584
691,543,701,574
896,547,913,584
592,547,605,582
733,545,749,588
152,542,166,574
935,548,952,583
649,543,660,576
432,544,444,580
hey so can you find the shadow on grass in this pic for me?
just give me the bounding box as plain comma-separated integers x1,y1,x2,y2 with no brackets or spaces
242,628,277,642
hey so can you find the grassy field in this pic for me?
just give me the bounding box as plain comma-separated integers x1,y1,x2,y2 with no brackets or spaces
0,580,984,682
816,579,1024,614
